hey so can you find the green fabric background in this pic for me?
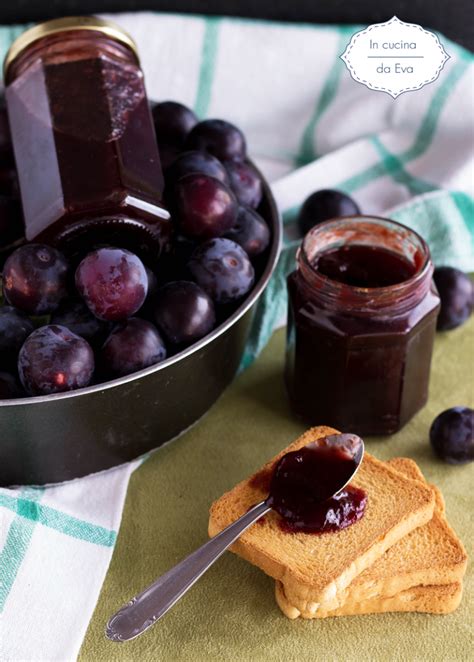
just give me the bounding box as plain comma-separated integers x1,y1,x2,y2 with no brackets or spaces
79,319,473,662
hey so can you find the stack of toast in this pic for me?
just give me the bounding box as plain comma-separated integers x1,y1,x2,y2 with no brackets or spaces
208,426,467,619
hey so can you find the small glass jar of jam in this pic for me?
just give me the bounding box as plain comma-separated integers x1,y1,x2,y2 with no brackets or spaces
3,16,171,257
286,216,440,435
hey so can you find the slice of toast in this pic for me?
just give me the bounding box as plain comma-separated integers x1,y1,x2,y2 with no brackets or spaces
208,426,435,609
275,580,463,619
281,458,468,615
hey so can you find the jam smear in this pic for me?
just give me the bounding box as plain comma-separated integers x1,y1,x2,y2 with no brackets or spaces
267,440,367,534
277,485,367,534
314,244,416,288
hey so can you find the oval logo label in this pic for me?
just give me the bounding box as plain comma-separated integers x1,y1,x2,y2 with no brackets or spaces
341,16,450,98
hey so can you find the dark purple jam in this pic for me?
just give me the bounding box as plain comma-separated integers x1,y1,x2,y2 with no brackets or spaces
5,30,170,257
276,486,367,534
315,244,416,288
267,441,367,534
285,217,440,435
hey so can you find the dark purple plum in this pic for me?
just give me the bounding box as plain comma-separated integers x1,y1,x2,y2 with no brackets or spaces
159,144,180,170
185,119,246,162
225,205,270,257
172,173,237,240
188,238,255,304
51,299,110,345
224,160,262,208
297,189,361,236
145,266,159,299
75,248,148,321
433,267,473,331
18,325,94,395
0,306,34,365
0,372,23,399
154,281,215,345
101,318,167,377
165,151,229,189
138,267,160,318
430,407,473,464
151,101,198,149
2,243,69,314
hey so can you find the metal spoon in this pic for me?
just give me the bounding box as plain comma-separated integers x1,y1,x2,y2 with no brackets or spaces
106,433,364,642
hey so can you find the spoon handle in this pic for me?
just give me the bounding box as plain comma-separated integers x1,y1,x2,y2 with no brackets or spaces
106,500,270,642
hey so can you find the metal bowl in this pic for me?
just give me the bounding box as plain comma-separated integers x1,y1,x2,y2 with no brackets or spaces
0,174,281,486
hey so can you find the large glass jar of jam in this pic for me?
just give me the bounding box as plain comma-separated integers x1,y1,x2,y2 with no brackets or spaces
286,216,440,435
3,16,171,258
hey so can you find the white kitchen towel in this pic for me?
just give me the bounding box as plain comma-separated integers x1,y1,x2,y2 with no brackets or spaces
0,12,473,661
0,461,140,661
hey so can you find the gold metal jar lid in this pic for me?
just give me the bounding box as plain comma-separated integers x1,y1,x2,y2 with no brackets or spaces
4,15,139,78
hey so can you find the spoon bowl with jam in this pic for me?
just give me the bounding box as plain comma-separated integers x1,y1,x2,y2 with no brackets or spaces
269,433,366,534
106,433,365,642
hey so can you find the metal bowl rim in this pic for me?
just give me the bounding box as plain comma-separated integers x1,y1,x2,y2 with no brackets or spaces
1,175,282,407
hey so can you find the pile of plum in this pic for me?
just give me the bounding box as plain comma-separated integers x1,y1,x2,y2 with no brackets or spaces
0,101,272,398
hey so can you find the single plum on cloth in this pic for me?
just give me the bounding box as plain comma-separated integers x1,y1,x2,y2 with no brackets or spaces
0,11,473,661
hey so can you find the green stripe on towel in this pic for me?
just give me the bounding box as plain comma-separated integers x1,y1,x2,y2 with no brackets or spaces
341,58,469,194
194,17,221,117
370,136,437,195
0,493,117,548
452,191,474,246
0,487,116,612
295,27,353,166
0,488,44,612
